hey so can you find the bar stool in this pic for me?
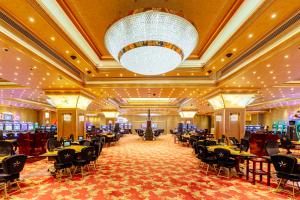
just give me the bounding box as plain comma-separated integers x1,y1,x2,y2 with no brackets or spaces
246,157,271,186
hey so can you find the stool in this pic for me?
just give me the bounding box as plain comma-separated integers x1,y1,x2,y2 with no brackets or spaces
246,157,271,186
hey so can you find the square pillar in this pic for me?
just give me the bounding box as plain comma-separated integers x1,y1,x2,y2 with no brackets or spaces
214,108,246,140
57,108,85,140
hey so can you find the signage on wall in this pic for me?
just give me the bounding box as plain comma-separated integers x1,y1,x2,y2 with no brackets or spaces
45,112,50,119
79,115,85,122
63,114,72,122
216,115,222,122
230,114,239,122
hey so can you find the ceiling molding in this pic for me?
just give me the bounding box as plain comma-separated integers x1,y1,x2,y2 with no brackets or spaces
217,12,300,81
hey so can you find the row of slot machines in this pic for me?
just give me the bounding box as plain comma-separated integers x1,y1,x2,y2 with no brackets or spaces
38,125,57,133
0,122,37,132
245,125,264,132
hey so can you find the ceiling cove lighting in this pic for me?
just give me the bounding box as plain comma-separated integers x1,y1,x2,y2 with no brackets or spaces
46,95,92,110
102,111,119,118
179,111,197,118
199,0,263,63
105,8,198,75
0,25,82,82
208,94,256,110
37,0,102,66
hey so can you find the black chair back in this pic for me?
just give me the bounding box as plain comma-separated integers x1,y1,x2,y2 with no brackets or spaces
265,140,280,156
3,155,27,174
81,146,95,161
47,138,57,151
0,141,14,155
271,155,296,174
69,134,74,142
240,139,250,152
214,148,231,161
198,145,209,159
57,149,75,164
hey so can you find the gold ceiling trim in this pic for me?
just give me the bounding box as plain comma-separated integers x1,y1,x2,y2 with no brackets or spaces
2,98,55,110
118,40,184,61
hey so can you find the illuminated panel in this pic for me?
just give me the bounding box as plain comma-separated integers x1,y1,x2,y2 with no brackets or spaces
208,94,255,109
47,95,92,110
102,111,119,118
208,95,224,110
179,111,197,118
223,94,255,108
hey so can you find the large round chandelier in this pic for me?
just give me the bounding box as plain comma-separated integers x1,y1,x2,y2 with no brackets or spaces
104,8,198,75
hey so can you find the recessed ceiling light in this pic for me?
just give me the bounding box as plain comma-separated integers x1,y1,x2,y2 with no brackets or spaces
232,48,237,52
269,71,273,74
284,55,289,59
248,33,253,38
65,50,69,54
16,57,21,61
28,17,35,23
76,60,80,64
271,13,277,19
272,76,276,79
253,71,256,74
287,71,291,74
257,76,261,79
50,37,55,41
266,64,271,67
105,74,108,77
46,72,50,76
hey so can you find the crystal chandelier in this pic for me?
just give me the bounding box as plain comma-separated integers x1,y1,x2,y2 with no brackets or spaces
104,8,198,75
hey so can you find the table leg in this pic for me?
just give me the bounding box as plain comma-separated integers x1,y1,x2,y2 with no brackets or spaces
260,162,263,182
252,161,256,185
246,159,249,180
267,162,271,186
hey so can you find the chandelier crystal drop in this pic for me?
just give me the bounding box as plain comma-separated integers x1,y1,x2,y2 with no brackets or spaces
104,8,198,75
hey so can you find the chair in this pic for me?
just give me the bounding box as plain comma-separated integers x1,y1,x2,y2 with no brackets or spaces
74,146,95,178
90,142,103,169
55,149,75,181
197,145,217,175
280,137,294,154
229,137,240,147
0,155,27,198
137,130,144,137
240,139,250,152
0,141,14,155
69,134,74,142
46,138,58,151
214,148,236,177
265,140,280,156
271,155,300,198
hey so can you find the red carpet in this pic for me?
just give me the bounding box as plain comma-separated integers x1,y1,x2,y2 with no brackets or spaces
4,135,299,199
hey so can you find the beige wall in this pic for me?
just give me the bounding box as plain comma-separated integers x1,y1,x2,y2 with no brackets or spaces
0,106,38,122
193,114,211,130
86,115,106,127
246,113,264,125
263,106,299,127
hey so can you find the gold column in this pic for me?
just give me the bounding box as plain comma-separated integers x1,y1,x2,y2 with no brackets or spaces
57,109,85,140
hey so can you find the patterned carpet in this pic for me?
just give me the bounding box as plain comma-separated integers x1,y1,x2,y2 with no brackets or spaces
3,134,299,200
